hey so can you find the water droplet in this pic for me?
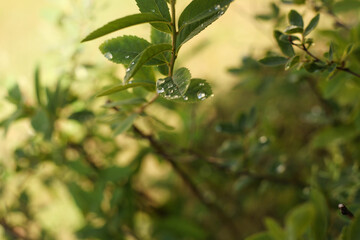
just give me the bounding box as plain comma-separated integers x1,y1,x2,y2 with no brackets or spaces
158,79,165,85
128,81,133,84
169,89,174,93
214,4,221,10
276,164,286,173
125,55,130,59
199,83,205,86
131,62,135,65
168,83,173,88
201,24,204,27
157,88,164,94
197,92,206,100
183,96,188,101
126,68,130,72
259,136,268,144
151,9,155,12
104,52,113,60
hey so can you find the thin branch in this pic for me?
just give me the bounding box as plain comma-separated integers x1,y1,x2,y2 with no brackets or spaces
292,43,360,79
132,125,240,239
169,0,178,77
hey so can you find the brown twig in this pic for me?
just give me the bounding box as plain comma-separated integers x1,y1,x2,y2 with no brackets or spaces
132,125,240,239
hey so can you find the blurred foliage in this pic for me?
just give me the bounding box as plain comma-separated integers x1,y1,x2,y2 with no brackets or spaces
1,0,360,240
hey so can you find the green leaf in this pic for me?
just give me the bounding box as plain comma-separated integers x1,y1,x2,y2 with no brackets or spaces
151,28,171,44
99,36,166,66
311,125,356,148
347,212,360,240
341,43,354,61
31,109,52,139
157,78,212,102
68,110,95,123
135,0,171,33
285,203,315,240
310,190,328,240
34,65,42,106
7,84,23,105
333,1,360,13
265,218,286,240
100,166,133,182
124,43,172,82
81,13,170,42
284,25,303,34
304,14,320,37
274,31,295,57
323,76,345,98
176,0,233,50
113,113,138,136
328,42,334,61
285,55,299,70
97,81,156,97
245,232,274,240
259,56,288,66
288,10,303,28
304,61,327,73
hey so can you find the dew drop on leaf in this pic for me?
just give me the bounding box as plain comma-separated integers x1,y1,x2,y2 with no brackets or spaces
125,55,130,59
197,92,206,100
104,52,113,60
157,88,165,94
126,68,130,72
215,4,221,10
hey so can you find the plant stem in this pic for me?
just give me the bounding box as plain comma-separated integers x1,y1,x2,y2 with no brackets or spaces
169,0,178,77
132,125,240,239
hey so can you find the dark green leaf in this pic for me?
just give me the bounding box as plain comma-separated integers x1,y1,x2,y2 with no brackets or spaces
274,31,295,57
34,65,42,106
151,28,171,44
328,42,334,61
31,109,52,139
100,166,133,182
97,81,156,97
81,13,170,42
341,43,354,61
284,25,303,34
304,14,320,37
259,56,288,66
99,36,166,66
288,10,303,28
285,55,300,70
113,113,138,135
304,61,327,73
7,84,23,105
285,203,315,239
135,0,171,32
176,0,233,50
310,190,328,240
348,212,360,240
124,43,172,82
160,67,191,96
68,110,95,123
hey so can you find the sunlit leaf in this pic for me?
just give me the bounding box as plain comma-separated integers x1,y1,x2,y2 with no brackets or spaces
259,56,288,66
113,113,138,135
124,43,172,82
304,14,320,37
288,10,303,28
82,13,170,42
135,0,171,33
274,31,295,57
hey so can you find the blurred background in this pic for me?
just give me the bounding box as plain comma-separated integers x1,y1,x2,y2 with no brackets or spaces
1,0,360,239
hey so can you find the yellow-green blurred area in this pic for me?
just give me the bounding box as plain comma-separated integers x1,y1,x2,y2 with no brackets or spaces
1,0,360,239
0,1,275,238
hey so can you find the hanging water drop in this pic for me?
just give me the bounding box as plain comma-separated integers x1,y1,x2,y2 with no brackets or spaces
104,52,113,60
197,92,206,100
125,55,130,59
126,68,130,72
157,88,165,94
183,96,188,101
131,62,135,65
214,4,221,10
199,83,205,86
151,9,155,12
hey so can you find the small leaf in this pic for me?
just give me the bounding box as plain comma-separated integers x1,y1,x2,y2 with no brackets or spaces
285,203,315,240
135,0,171,32
310,190,328,240
31,109,52,139
97,81,156,97
34,65,43,106
328,42,334,61
304,61,327,73
284,25,303,34
259,56,288,66
288,10,303,28
173,67,192,95
69,110,95,123
304,14,320,37
265,218,286,240
113,113,138,136
341,43,354,61
99,36,166,66
285,55,300,70
81,13,170,42
274,31,295,57
7,84,23,105
176,0,233,50
124,43,172,82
